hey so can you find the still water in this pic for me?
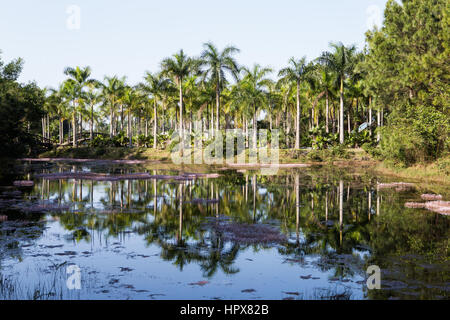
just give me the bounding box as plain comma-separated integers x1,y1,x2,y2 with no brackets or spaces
0,161,448,300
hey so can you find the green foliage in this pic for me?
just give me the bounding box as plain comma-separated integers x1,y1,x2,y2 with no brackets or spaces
436,156,450,176
134,134,152,147
378,124,426,166
329,144,349,158
308,126,339,150
377,103,449,166
0,53,45,157
306,150,324,162
345,130,373,148
361,142,381,159
364,0,449,165
89,131,129,148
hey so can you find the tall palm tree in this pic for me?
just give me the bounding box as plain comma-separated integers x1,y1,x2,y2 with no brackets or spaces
101,76,125,138
122,86,139,147
200,42,240,132
318,42,357,144
241,64,272,147
61,80,78,146
63,66,96,146
48,84,69,145
142,72,170,149
278,57,310,149
316,66,336,133
161,50,195,138
85,83,101,141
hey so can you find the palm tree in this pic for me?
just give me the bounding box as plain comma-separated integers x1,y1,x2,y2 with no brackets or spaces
200,42,240,132
241,64,273,147
161,50,195,138
85,82,101,141
48,85,70,145
63,66,96,146
61,80,78,146
278,57,310,149
318,42,357,144
101,76,125,138
142,72,170,149
316,66,336,133
122,86,139,147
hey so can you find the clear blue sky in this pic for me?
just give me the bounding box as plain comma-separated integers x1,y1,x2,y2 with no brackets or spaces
1,0,388,88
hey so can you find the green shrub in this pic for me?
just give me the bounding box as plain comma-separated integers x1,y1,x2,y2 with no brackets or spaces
378,124,427,166
307,150,323,162
436,156,450,175
330,145,349,159
345,130,373,148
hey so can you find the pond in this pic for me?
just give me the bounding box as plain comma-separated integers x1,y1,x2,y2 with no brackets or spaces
0,161,448,300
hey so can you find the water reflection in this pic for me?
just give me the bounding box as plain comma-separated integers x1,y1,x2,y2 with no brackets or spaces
0,163,449,299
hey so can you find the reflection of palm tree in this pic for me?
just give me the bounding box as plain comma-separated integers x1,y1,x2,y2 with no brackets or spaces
35,170,388,283
339,180,344,246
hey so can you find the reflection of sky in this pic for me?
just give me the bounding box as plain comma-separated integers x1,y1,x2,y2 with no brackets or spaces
2,219,365,300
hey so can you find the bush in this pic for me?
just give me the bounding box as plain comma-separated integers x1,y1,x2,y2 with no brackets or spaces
309,126,339,150
329,145,349,158
306,150,323,162
89,131,130,148
378,125,427,166
436,156,450,176
345,130,373,148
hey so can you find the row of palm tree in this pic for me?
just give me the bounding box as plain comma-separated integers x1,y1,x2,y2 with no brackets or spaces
42,41,382,149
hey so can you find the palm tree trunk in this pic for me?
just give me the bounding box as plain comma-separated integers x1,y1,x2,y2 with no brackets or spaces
269,111,273,131
348,105,351,135
153,99,157,149
145,111,148,138
47,114,50,140
216,86,220,132
42,117,45,142
90,104,94,141
162,104,165,134
72,111,77,147
80,117,83,141
244,117,248,148
253,105,257,148
138,110,141,136
295,81,300,149
332,101,336,133
210,103,214,136
59,118,63,144
121,104,124,132
377,108,381,142
179,81,183,140
110,101,114,138
128,111,132,147
339,77,344,144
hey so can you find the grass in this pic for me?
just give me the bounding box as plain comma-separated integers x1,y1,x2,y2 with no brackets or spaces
374,157,450,186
